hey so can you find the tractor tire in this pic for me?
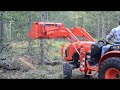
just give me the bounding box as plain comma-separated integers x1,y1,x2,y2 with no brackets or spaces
63,63,72,79
98,58,120,79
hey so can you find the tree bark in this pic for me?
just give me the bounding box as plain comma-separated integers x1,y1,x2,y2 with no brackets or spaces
40,12,45,65
107,13,110,33
117,13,120,21
102,14,105,38
9,21,12,41
0,11,4,54
97,14,100,39
27,13,32,55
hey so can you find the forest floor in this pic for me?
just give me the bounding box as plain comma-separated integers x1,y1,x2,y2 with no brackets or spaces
0,54,98,79
0,40,98,79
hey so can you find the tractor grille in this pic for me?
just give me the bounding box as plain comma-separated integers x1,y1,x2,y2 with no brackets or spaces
65,49,68,57
65,47,69,57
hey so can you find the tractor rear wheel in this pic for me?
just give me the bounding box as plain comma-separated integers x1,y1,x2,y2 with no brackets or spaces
63,63,72,79
98,58,120,79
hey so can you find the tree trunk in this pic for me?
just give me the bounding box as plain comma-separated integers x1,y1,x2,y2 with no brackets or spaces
81,17,84,28
28,38,32,55
40,12,45,65
97,15,100,39
102,14,105,38
27,13,32,55
107,13,110,33
0,11,4,45
4,21,7,42
0,11,4,59
9,21,12,41
117,14,120,21
46,11,49,21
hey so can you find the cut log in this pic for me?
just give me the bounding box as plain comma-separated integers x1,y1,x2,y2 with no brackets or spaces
19,56,37,70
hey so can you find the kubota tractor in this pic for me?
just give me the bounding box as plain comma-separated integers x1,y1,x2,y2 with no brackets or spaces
28,22,120,79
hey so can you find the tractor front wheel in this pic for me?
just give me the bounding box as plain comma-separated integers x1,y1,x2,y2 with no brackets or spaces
63,63,72,79
98,58,120,79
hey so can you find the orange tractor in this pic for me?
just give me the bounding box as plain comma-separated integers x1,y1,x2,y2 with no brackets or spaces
28,22,120,79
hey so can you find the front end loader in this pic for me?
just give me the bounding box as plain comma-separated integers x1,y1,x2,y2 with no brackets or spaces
28,22,120,79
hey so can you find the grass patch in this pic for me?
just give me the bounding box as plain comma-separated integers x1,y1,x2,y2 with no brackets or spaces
7,39,69,61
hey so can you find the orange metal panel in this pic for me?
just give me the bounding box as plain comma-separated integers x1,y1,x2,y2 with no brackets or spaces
99,51,120,66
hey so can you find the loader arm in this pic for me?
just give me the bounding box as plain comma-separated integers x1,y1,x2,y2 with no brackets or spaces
28,22,95,55
28,22,95,42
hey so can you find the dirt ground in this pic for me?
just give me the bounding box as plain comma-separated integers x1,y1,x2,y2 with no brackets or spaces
0,55,98,79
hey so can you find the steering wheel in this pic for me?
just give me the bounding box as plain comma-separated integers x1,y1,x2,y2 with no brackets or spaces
97,38,112,46
98,39,107,46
